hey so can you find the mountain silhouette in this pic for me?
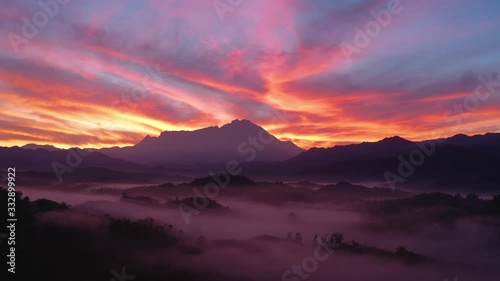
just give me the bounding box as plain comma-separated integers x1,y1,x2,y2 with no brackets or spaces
3,122,499,192
99,119,304,165
242,132,500,192
0,146,149,172
22,143,62,151
285,135,416,170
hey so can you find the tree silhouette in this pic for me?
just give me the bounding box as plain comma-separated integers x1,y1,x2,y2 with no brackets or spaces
466,193,479,200
330,232,344,245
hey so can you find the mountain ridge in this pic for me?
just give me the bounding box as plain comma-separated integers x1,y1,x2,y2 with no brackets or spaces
2,123,499,192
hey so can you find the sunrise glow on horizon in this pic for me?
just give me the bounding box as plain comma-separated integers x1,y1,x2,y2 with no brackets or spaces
1,0,499,150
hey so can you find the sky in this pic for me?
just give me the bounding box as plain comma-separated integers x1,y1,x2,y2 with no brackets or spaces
1,0,499,149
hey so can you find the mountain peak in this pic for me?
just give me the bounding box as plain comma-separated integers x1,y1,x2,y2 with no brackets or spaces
230,119,253,124
219,119,265,134
449,133,468,139
224,119,258,128
379,136,410,143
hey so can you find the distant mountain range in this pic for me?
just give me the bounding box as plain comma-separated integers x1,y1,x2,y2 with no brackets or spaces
2,120,499,192
99,119,303,165
243,132,500,192
22,144,62,151
0,147,148,172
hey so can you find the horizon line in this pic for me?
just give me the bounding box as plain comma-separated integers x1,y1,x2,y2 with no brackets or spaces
3,125,499,151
